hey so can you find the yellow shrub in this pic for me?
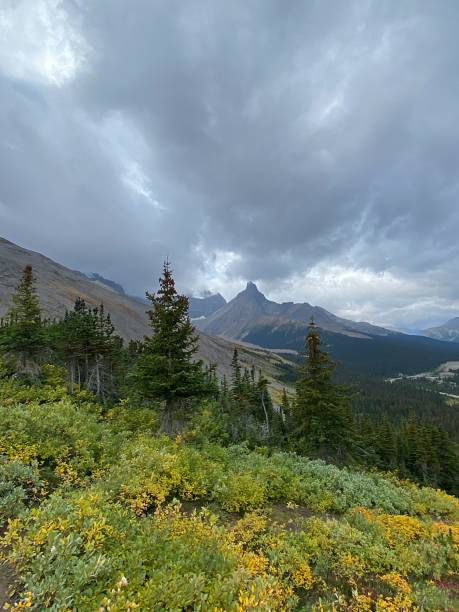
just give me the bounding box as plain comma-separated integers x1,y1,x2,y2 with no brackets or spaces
376,572,413,611
351,592,374,611
291,561,314,589
0,442,38,464
433,521,459,545
353,508,426,544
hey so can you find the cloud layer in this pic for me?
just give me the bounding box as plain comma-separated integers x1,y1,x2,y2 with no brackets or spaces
1,0,458,329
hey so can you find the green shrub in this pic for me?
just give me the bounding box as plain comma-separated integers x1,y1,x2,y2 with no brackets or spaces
0,399,123,486
4,492,296,610
0,457,43,519
5,491,458,611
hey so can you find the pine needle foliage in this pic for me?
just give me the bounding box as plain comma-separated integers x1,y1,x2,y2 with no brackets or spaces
132,261,209,418
292,319,355,460
0,264,44,365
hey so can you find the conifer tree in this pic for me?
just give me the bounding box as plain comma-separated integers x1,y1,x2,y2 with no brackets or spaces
291,319,355,460
230,347,242,400
54,298,122,398
132,261,209,425
375,415,398,469
204,362,219,399
0,265,44,366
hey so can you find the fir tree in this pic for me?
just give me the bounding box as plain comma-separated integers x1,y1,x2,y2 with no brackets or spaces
291,319,355,460
204,362,219,399
0,265,44,366
54,298,122,398
132,261,209,426
220,374,229,397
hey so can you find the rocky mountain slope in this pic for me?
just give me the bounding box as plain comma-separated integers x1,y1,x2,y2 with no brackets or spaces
0,237,292,384
196,281,395,340
189,293,226,319
422,317,459,343
81,271,226,320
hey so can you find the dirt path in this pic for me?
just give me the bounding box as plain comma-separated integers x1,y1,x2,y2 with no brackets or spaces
0,523,16,608
0,560,15,607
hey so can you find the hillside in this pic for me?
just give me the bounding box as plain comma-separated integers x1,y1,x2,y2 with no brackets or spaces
0,237,292,385
1,373,458,610
246,323,459,377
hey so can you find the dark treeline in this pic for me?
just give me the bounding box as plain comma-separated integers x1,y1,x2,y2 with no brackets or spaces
1,263,459,495
349,375,459,444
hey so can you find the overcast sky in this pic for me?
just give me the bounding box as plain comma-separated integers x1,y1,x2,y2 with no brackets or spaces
1,1,458,330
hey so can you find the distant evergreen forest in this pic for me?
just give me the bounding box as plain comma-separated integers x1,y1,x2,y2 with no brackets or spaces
1,263,458,495
245,322,459,376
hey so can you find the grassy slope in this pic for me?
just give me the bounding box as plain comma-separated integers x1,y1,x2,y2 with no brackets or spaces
0,370,458,610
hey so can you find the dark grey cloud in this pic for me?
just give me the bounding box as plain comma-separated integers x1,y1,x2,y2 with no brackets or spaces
0,0,458,328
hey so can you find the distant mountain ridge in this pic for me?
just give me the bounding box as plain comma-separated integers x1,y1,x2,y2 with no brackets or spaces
2,236,459,377
422,317,459,343
189,293,226,318
196,281,395,340
80,272,126,296
195,281,459,376
80,270,226,319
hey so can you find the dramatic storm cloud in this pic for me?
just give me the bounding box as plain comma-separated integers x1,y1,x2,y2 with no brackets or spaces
1,0,458,329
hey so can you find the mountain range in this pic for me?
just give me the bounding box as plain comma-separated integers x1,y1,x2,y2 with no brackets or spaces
2,236,459,378
196,281,395,340
83,272,226,320
195,282,459,376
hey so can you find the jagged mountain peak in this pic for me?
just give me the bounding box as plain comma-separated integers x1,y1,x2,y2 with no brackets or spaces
238,281,266,302
245,281,260,292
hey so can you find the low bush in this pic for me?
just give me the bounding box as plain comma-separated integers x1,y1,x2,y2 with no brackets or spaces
106,438,459,520
0,458,43,520
4,492,458,610
0,399,123,487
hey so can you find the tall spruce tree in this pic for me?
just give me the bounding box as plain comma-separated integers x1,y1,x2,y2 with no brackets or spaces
0,265,44,366
291,319,355,460
132,261,208,425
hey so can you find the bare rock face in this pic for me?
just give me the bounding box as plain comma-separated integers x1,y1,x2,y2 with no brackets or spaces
0,237,293,383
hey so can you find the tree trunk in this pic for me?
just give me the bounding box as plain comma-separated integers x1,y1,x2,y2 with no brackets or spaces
261,389,270,436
